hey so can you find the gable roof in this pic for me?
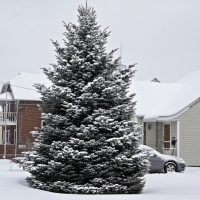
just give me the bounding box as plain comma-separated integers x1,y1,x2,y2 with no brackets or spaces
143,77,160,83
130,70,200,121
1,73,51,101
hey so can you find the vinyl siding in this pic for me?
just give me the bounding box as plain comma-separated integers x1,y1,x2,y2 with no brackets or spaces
137,117,142,126
173,101,200,166
146,122,156,149
171,122,177,139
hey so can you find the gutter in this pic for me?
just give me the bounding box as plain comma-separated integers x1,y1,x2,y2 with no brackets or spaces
140,96,200,122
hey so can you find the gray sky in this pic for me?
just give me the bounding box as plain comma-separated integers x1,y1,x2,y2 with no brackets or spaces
1,0,200,83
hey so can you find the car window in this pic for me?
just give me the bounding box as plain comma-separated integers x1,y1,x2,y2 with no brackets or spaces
140,147,160,156
150,149,161,156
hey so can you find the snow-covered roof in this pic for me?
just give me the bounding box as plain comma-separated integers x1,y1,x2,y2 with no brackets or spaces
130,70,200,121
0,92,14,100
1,73,51,101
176,70,200,84
1,70,200,120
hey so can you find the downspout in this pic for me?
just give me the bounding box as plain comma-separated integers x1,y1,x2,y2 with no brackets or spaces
15,100,19,158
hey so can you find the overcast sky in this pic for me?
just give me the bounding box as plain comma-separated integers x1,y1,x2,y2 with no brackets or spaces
1,0,200,84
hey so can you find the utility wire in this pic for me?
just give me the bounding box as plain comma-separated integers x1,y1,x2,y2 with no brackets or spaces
0,81,40,91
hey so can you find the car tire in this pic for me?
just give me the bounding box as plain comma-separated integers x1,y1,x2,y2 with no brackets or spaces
164,162,177,173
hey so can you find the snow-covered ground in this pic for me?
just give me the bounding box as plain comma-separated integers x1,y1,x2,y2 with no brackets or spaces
1,159,200,200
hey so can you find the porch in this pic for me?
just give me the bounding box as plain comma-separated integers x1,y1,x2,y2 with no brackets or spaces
162,148,177,156
0,112,17,125
143,121,179,157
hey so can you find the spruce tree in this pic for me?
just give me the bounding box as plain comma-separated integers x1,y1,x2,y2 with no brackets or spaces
25,4,149,194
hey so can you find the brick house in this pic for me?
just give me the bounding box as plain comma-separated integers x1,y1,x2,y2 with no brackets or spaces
0,73,50,158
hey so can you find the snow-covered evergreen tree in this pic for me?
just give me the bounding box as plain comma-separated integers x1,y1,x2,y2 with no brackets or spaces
25,5,149,194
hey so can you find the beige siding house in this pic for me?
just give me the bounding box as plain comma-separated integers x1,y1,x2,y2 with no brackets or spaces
131,71,200,166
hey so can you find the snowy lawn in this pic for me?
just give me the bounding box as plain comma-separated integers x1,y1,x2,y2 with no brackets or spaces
0,159,199,200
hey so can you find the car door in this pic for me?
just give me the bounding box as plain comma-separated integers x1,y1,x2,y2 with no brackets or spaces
149,153,162,172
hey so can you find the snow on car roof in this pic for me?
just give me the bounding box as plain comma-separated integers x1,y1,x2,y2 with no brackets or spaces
139,145,153,151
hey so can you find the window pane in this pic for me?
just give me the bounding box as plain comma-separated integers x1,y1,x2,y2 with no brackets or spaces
164,124,170,141
164,142,170,148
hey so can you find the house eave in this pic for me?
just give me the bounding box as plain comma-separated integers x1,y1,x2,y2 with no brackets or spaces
14,98,43,102
141,97,200,122
157,107,189,122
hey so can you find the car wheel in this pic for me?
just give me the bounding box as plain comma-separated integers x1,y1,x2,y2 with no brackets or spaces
164,162,177,173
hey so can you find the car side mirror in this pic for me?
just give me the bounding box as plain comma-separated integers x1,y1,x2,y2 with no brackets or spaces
154,153,157,157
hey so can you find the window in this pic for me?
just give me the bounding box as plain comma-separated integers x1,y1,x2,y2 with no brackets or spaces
164,124,170,148
41,120,46,128
2,130,10,144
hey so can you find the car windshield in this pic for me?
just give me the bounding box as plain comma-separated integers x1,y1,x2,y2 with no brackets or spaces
139,145,161,156
148,149,160,156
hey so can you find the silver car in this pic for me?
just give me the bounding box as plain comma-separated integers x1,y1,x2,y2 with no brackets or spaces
139,145,185,173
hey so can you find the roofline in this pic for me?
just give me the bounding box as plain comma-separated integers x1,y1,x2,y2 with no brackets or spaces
157,97,200,121
1,81,15,99
14,99,43,101
0,82,9,94
1,82,42,101
136,115,145,118
137,97,200,122
156,107,189,122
